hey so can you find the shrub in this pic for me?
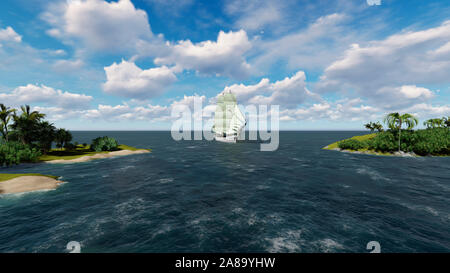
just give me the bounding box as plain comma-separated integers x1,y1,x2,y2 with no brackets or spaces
367,131,400,152
338,139,368,150
90,136,119,152
0,142,41,167
64,143,77,151
412,128,449,155
364,128,449,155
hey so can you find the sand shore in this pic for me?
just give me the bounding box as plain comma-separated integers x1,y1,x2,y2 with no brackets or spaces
0,176,63,194
46,149,150,164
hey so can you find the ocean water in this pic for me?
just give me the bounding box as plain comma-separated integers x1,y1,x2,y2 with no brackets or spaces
0,131,449,253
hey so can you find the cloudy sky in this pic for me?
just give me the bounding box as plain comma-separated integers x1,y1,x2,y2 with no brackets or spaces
0,0,449,130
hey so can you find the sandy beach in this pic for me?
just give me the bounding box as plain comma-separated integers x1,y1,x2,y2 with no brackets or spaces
46,149,150,164
0,176,63,194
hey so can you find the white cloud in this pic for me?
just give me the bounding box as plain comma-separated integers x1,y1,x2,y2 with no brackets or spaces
0,26,22,43
42,0,156,53
32,106,85,121
225,0,283,31
52,59,84,72
253,13,353,71
155,30,252,79
102,60,177,98
0,84,92,109
220,70,318,109
317,20,450,101
279,98,380,122
78,94,206,122
374,85,434,109
401,103,450,119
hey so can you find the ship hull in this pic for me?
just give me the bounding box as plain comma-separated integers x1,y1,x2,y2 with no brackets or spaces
214,135,237,143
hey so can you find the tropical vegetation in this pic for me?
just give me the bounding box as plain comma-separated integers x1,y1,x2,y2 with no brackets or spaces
0,104,77,166
0,104,141,166
364,121,384,132
331,113,449,156
383,112,419,152
90,136,119,152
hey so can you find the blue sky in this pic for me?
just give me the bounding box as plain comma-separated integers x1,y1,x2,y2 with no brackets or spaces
0,0,449,130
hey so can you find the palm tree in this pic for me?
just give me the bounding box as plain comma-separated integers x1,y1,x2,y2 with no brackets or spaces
384,112,419,152
11,105,46,144
55,128,72,150
0,104,16,142
365,121,384,132
373,122,383,132
444,117,450,128
364,122,375,132
424,118,444,129
423,119,433,129
36,121,56,154
20,105,45,121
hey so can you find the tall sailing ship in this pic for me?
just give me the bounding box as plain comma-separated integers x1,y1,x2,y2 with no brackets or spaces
212,91,246,143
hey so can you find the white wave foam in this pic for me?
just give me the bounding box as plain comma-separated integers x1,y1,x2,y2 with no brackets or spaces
265,230,302,253
357,167,391,181
119,165,136,171
158,178,174,184
232,207,243,213
315,238,344,253
186,146,197,149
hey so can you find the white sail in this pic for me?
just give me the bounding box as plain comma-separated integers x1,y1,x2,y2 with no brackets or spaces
226,105,246,136
213,91,245,142
213,95,225,135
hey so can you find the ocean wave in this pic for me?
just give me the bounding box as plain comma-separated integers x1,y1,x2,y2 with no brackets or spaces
265,230,303,253
357,166,391,181
158,178,174,184
119,165,136,171
313,238,344,253
186,146,198,149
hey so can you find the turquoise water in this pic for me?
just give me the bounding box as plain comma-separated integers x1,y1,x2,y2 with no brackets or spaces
0,131,449,253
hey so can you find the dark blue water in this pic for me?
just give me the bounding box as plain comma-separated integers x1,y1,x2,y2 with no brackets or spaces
0,131,449,253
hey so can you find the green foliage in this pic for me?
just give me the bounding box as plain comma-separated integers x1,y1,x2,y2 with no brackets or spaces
410,127,449,155
64,143,77,151
90,136,119,152
338,128,449,155
0,141,41,167
338,139,368,150
366,131,398,152
0,103,16,142
424,118,445,129
384,112,418,130
36,121,56,154
364,121,383,132
55,128,72,150
445,117,450,128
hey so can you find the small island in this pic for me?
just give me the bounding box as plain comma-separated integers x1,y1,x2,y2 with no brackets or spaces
0,104,151,194
40,143,151,164
0,173,63,194
324,113,449,157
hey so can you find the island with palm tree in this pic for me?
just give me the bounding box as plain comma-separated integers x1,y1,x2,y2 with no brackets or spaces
324,113,450,157
0,104,151,194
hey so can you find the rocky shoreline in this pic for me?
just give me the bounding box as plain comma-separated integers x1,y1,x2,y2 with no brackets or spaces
328,147,419,157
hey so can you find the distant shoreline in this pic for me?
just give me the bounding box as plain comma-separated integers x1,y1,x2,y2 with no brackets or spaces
0,145,151,194
38,144,151,163
323,132,449,157
45,149,150,164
